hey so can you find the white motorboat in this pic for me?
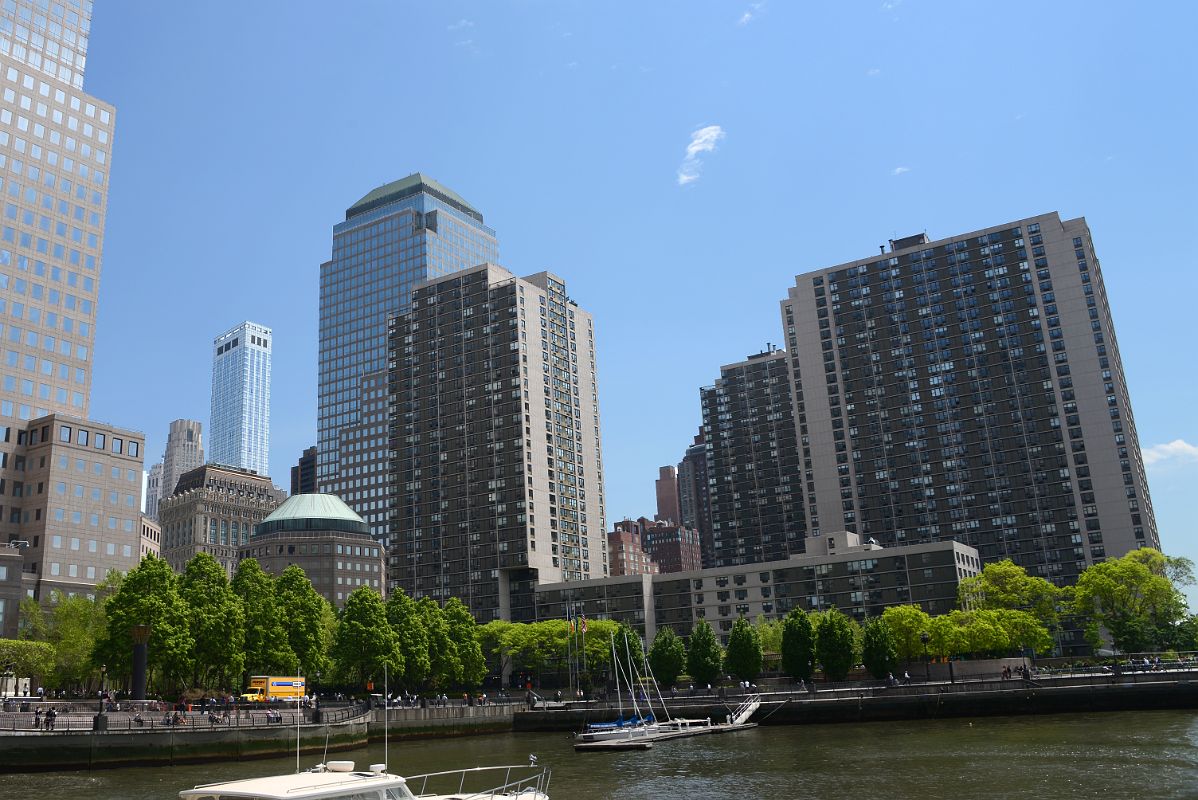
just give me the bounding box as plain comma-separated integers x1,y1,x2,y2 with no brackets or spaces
180,760,551,800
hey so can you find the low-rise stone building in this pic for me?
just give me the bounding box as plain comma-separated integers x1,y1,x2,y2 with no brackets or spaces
536,531,980,645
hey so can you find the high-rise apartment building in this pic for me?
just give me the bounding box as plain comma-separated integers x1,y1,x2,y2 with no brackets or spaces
159,418,203,503
700,347,807,568
654,465,681,524
779,212,1157,607
676,429,713,566
290,445,317,495
0,3,149,600
388,264,605,621
209,322,271,476
318,174,499,544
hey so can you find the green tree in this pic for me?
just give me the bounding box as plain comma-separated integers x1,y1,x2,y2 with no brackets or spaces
926,613,966,659
958,559,1062,632
615,622,645,668
0,639,55,683
992,608,1053,657
47,592,107,689
814,609,857,681
861,617,898,679
780,609,815,681
18,597,49,642
647,626,687,687
179,553,245,689
881,604,931,663
1071,548,1189,652
755,618,783,657
232,559,297,678
385,590,431,689
444,598,486,688
417,597,460,688
685,619,722,686
331,587,401,686
724,617,763,682
478,620,515,680
275,565,332,679
959,609,1011,656
96,555,193,693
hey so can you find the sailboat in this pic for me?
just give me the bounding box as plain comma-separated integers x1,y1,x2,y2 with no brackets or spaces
573,634,656,745
574,631,761,752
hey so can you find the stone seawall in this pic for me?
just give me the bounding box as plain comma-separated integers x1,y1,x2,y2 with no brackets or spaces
367,704,514,740
514,678,1198,731
0,721,368,772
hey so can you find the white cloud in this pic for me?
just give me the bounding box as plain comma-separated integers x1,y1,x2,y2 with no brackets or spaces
891,166,910,176
1142,439,1198,467
738,2,765,25
677,125,726,186
448,19,474,31
866,68,882,76
882,0,902,9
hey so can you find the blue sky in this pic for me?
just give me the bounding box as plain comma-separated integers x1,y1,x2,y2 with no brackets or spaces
82,2,1197,586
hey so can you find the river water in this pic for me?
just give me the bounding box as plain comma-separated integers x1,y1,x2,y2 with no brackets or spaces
0,710,1195,799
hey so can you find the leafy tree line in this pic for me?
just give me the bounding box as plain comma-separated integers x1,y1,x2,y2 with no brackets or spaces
12,546,1190,695
15,553,487,696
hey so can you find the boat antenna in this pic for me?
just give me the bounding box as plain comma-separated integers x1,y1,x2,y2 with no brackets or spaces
623,632,643,721
611,634,623,721
642,647,673,723
296,685,302,774
384,661,389,773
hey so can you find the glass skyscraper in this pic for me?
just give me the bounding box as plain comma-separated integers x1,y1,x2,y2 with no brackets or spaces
0,0,108,424
209,321,272,477
318,174,498,542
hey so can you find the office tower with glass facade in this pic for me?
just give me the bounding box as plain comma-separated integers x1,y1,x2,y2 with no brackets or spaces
159,417,202,503
0,1,150,601
318,174,499,545
209,322,271,476
779,213,1158,623
700,347,807,568
388,264,606,621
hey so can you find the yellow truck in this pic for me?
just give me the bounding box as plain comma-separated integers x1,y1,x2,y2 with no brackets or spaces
240,676,306,703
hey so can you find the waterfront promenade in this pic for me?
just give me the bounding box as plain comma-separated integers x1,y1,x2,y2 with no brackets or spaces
3,663,1197,771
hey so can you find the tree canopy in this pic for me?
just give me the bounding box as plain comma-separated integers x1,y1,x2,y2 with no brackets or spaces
647,626,687,687
724,617,763,682
861,617,898,679
685,619,723,686
780,608,815,681
232,559,297,677
1071,548,1189,652
331,587,400,686
814,609,857,681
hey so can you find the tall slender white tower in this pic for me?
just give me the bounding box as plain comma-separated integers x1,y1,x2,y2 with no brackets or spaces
209,321,271,476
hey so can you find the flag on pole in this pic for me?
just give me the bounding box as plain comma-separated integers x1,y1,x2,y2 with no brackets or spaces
581,616,588,634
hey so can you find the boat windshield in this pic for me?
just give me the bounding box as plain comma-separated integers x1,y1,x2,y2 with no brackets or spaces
185,793,405,800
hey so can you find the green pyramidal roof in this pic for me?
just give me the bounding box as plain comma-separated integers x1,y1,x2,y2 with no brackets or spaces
261,494,365,525
346,173,484,223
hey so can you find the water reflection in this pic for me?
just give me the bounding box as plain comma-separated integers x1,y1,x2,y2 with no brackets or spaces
0,711,1195,800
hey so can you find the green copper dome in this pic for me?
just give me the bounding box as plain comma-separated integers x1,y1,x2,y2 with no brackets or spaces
255,493,369,537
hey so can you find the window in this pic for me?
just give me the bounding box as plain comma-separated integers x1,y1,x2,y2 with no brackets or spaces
94,432,104,449
59,425,71,442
